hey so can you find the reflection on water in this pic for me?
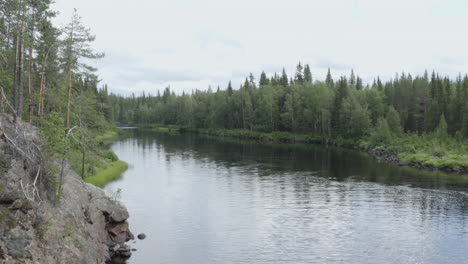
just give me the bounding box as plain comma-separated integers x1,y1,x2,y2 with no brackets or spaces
105,130,468,264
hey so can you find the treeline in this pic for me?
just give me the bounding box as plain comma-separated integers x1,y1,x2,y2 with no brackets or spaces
0,1,122,185
0,0,112,130
109,63,468,141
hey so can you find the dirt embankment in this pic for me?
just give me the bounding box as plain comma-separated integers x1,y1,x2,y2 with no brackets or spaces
0,114,133,264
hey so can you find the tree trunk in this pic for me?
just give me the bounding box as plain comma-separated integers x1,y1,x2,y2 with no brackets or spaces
38,46,52,117
13,20,26,122
18,20,25,120
28,45,33,122
66,68,72,129
13,28,20,120
81,148,85,179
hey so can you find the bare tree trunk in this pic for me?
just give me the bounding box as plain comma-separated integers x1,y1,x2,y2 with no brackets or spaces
66,68,72,129
28,45,33,122
18,20,25,120
13,19,25,122
13,29,20,120
81,147,85,179
38,45,53,117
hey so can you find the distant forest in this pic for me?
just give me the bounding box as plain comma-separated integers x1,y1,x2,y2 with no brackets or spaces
109,64,468,140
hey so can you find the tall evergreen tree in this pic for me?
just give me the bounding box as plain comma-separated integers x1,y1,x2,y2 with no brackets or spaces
259,71,269,86
294,62,304,84
303,64,312,84
61,8,103,129
325,68,334,88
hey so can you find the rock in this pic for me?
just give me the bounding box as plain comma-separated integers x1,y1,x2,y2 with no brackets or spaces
126,230,135,241
112,244,120,252
2,229,32,259
108,220,130,244
0,192,19,204
131,248,137,252
137,233,146,240
0,115,134,263
116,244,132,257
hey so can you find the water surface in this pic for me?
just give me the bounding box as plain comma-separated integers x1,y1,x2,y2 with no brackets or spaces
105,130,468,264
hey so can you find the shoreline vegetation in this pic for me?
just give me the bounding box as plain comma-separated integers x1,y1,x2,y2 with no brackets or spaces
108,64,468,176
66,129,128,187
139,124,468,174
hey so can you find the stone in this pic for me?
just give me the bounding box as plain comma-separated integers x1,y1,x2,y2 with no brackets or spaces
3,231,32,259
0,192,19,204
108,221,130,244
137,233,146,240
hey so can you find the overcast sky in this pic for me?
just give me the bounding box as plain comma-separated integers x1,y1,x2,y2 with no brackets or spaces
52,0,468,96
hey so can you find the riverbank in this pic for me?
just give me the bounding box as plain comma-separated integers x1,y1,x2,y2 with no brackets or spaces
138,124,468,174
65,129,129,187
0,114,134,263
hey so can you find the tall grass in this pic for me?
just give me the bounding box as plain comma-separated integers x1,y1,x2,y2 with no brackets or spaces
84,160,128,187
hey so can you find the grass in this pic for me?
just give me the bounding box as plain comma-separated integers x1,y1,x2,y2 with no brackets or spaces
94,130,119,146
363,132,468,169
142,124,468,171
66,129,129,187
84,160,128,187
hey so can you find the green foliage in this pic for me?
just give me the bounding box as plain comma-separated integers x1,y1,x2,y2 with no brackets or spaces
370,117,392,146
84,160,128,187
386,106,402,134
339,95,371,138
434,114,448,139
40,112,70,157
462,106,468,139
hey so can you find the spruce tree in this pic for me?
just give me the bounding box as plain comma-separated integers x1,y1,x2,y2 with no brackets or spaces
325,68,334,88
303,64,312,84
227,81,233,95
294,62,304,84
280,68,288,86
259,71,269,86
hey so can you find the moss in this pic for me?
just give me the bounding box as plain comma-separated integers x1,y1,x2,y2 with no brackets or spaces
84,160,128,187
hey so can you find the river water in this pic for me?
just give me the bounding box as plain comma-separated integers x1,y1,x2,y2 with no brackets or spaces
105,129,468,264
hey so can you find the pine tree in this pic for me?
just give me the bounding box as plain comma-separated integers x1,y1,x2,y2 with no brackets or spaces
227,81,233,95
356,76,363,90
303,64,312,84
294,62,304,84
325,68,334,88
259,71,269,86
349,69,356,86
280,68,288,86
61,9,103,129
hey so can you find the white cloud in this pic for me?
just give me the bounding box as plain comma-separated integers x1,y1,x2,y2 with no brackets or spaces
52,0,468,95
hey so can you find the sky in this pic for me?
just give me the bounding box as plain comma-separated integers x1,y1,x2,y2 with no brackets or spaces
52,0,468,96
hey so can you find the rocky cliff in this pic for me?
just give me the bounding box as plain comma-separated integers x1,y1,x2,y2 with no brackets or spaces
0,114,133,264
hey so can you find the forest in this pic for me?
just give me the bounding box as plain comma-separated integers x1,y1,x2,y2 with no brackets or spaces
0,0,120,185
1,0,467,174
109,65,468,169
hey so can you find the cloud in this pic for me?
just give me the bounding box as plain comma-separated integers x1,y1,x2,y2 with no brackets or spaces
52,0,468,95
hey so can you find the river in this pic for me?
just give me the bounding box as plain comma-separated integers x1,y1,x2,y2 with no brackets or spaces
105,129,468,264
